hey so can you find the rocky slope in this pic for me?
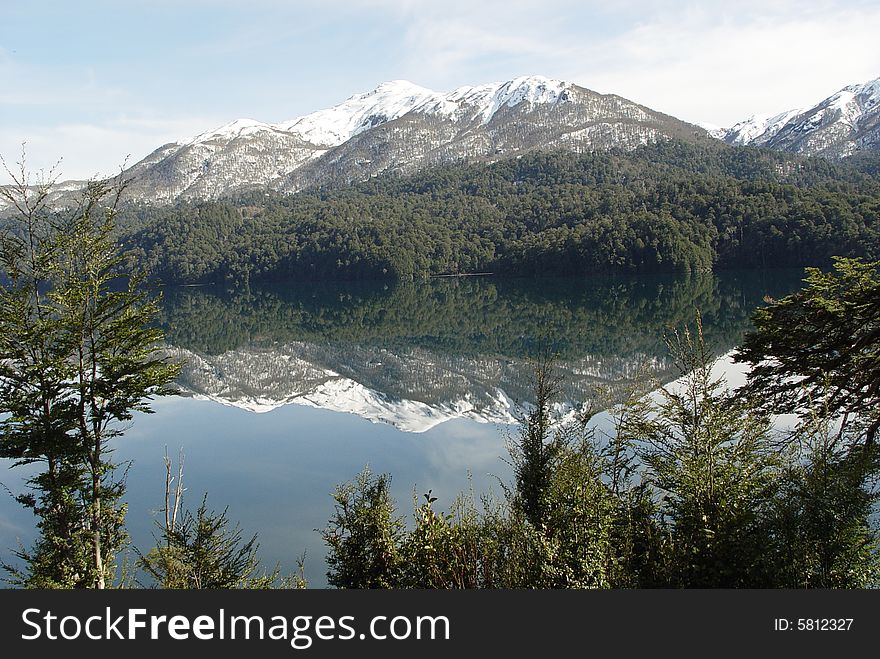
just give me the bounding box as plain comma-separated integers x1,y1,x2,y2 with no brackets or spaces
714,76,880,158
117,75,705,203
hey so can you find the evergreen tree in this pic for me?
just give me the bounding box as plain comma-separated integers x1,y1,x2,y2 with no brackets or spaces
635,314,778,587
322,468,402,588
506,357,567,530
735,257,880,448
766,404,879,588
0,160,179,588
736,258,880,586
139,500,285,589
137,452,303,589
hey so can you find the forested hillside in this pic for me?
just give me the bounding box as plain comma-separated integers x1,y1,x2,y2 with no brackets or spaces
117,141,880,284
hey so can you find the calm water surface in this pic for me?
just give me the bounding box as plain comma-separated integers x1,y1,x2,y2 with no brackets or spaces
0,270,806,586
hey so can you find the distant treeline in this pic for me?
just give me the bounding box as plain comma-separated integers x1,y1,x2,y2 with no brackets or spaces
117,141,880,284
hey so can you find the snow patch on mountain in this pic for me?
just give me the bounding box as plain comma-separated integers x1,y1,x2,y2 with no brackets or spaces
711,75,880,157
432,75,571,124
295,377,516,433
841,77,880,111
278,80,440,147
696,122,724,138
186,118,279,145
190,376,516,433
168,343,518,432
183,76,574,151
720,108,805,146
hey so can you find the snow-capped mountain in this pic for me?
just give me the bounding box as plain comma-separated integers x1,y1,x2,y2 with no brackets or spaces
117,75,704,203
714,76,880,158
717,108,806,147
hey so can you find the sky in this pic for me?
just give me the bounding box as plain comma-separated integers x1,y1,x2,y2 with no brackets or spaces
1,0,879,183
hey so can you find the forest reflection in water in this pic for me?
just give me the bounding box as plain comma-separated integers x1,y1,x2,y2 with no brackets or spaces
0,270,807,586
158,269,806,428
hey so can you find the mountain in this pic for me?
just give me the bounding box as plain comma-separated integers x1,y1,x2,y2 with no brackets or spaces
714,76,880,158
117,75,705,204
164,342,522,433
712,108,806,146
8,74,878,213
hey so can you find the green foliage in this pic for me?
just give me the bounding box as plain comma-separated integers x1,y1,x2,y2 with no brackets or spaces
736,258,880,587
137,453,303,589
503,361,639,588
531,438,616,588
115,143,880,286
634,315,779,587
766,408,880,588
506,358,568,529
735,256,880,446
322,365,662,589
0,161,180,588
397,491,497,588
139,496,288,589
323,468,403,588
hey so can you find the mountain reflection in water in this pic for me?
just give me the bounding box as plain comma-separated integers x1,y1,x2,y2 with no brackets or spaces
0,271,807,587
159,271,805,431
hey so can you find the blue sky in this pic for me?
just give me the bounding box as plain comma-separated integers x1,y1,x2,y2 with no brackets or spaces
2,0,879,182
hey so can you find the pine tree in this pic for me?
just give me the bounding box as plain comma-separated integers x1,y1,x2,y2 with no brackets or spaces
322,468,402,588
736,259,880,586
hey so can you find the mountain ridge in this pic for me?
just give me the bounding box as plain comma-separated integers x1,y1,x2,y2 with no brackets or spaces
5,73,879,212
109,75,707,204
714,76,880,158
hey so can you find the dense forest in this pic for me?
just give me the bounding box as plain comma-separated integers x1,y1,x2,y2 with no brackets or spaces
116,141,880,285
2,143,879,591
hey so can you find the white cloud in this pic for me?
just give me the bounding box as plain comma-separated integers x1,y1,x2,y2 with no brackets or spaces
386,0,580,85
361,0,880,125
0,117,222,184
571,5,880,124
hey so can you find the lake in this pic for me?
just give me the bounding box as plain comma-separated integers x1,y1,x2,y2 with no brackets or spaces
0,269,807,586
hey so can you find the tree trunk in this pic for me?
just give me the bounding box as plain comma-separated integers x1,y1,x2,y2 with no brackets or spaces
93,458,104,589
